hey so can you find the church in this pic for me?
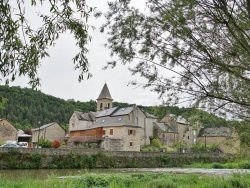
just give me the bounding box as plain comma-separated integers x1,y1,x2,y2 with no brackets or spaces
69,83,157,151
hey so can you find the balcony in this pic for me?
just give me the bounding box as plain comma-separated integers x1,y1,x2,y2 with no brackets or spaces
70,134,104,142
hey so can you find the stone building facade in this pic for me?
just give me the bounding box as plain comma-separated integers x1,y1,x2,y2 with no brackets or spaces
158,114,199,148
0,118,18,144
32,122,65,146
197,127,240,154
69,83,157,151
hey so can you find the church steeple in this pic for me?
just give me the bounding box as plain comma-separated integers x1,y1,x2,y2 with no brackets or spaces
96,83,113,111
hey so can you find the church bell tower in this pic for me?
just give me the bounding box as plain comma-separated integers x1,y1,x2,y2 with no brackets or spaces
96,83,113,111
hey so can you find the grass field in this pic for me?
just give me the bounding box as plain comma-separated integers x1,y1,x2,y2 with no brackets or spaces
0,172,250,188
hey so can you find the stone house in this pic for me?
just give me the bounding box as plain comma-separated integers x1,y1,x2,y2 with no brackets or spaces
197,127,240,154
153,122,177,147
159,114,198,148
0,118,18,144
32,122,65,147
69,83,157,151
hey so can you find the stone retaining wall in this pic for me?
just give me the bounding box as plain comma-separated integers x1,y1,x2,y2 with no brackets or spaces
0,147,236,169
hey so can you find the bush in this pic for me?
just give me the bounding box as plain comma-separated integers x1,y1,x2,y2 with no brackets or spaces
151,138,162,147
212,163,224,169
52,140,60,148
38,137,52,148
238,162,250,169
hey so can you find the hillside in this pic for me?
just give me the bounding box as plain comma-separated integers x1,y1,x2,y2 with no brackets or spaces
0,85,97,130
0,85,227,131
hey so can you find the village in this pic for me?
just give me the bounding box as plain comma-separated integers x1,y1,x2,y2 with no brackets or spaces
0,83,240,154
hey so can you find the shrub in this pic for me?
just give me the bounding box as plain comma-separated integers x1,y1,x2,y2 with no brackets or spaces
38,137,52,148
52,140,61,148
238,162,250,169
212,163,224,169
151,138,162,147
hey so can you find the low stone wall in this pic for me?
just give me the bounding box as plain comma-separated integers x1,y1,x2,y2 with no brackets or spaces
0,147,236,169
0,147,230,157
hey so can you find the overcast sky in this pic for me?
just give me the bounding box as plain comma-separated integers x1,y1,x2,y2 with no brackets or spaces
5,0,162,106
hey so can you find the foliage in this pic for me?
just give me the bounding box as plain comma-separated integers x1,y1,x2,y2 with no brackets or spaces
211,163,224,169
231,121,250,149
174,141,187,149
0,85,228,130
0,85,97,128
102,0,250,121
1,172,250,188
152,105,227,127
52,140,61,148
238,162,250,169
0,0,99,88
191,142,218,153
151,138,162,148
48,153,99,169
0,94,7,111
38,137,52,148
0,150,42,169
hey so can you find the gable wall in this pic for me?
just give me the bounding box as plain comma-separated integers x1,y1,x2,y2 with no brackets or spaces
69,113,94,131
45,123,65,142
32,123,65,143
0,119,18,143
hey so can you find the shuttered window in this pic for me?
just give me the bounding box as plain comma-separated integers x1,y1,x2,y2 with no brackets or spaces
128,129,136,135
110,129,113,135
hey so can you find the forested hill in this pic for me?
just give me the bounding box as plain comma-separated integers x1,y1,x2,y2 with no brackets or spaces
0,85,227,131
0,85,132,130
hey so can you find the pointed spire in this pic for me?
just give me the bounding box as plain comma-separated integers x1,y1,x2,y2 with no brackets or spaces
97,83,113,100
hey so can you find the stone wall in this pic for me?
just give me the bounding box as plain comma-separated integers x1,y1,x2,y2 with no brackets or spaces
197,135,240,154
0,147,235,158
0,119,18,143
0,147,236,169
104,138,123,151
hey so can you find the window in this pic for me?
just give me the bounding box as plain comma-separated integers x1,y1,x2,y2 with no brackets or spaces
130,141,133,146
135,117,139,124
100,103,103,110
101,119,106,123
121,108,126,111
110,129,113,135
118,117,123,121
187,136,190,139
128,129,136,135
108,103,110,108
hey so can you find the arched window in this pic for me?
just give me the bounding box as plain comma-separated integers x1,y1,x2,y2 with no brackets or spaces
100,103,103,110
108,103,110,108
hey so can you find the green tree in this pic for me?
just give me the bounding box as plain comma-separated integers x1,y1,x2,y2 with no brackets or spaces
102,0,250,121
1,0,97,88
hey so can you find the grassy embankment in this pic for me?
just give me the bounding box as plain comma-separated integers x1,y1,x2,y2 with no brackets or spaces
0,173,250,188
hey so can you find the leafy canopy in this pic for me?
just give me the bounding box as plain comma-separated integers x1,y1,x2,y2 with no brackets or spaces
0,0,99,88
102,0,250,121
